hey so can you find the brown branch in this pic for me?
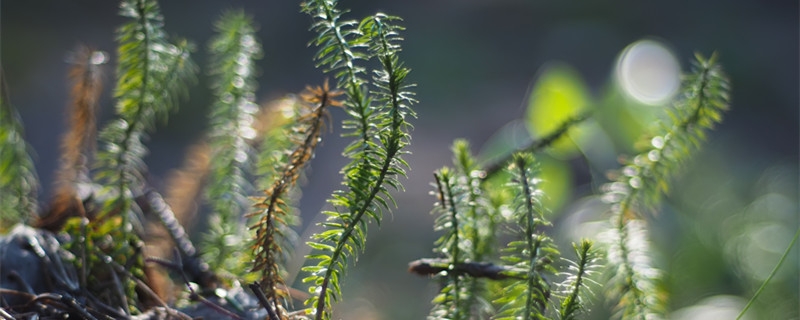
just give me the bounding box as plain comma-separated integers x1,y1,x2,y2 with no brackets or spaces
248,282,280,320
250,82,341,307
408,258,524,280
58,46,104,188
35,47,103,232
0,290,101,320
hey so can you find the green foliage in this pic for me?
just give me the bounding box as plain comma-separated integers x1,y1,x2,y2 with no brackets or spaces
453,140,497,317
0,82,38,231
428,167,468,320
0,2,752,320
300,1,415,318
95,0,196,224
418,149,602,320
425,143,500,320
603,53,730,319
201,9,262,275
80,0,195,312
526,64,591,158
61,216,146,314
494,153,558,320
452,140,495,261
557,240,600,320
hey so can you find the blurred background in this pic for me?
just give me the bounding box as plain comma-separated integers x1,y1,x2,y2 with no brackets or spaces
2,0,798,319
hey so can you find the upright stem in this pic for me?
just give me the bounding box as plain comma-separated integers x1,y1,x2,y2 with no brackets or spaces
314,147,398,320
518,159,541,318
114,0,151,227
736,227,800,320
443,175,461,319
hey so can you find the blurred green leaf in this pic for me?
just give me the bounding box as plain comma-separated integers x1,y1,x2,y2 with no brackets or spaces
526,63,590,158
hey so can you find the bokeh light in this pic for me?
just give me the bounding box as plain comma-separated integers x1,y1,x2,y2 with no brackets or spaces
615,39,681,105
671,295,751,320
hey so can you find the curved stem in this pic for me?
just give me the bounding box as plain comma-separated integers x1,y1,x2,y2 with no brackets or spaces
736,226,799,320
114,0,151,225
314,147,398,320
482,112,591,180
442,174,461,319
319,0,369,144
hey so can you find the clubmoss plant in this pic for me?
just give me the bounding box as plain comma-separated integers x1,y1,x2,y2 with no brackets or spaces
493,153,559,320
78,0,196,312
415,149,601,320
602,53,729,320
201,9,263,276
557,240,601,320
250,82,341,316
428,167,469,320
298,2,416,318
0,1,751,319
0,72,39,230
95,0,196,227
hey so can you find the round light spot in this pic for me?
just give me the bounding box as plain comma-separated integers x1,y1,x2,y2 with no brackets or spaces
616,39,681,105
90,51,107,65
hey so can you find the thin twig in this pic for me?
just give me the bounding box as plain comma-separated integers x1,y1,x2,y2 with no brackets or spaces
248,282,280,320
7,271,35,295
29,293,69,310
188,291,243,320
137,188,216,288
129,276,192,320
0,307,13,320
408,258,524,280
95,248,193,320
25,233,79,292
107,263,131,317
59,294,100,320
80,218,89,290
736,226,800,320
145,250,242,320
140,189,199,257
85,294,128,319
482,112,591,179
0,288,36,300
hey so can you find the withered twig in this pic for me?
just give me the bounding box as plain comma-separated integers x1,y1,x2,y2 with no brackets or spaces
408,258,524,280
15,291,102,320
0,288,35,300
138,188,216,288
25,233,79,292
85,294,128,319
186,288,243,319
248,282,280,320
145,250,241,320
59,293,100,320
107,263,131,317
7,271,35,295
139,189,198,257
94,248,193,320
0,307,13,320
79,218,89,290
128,276,193,320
